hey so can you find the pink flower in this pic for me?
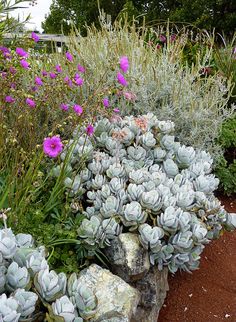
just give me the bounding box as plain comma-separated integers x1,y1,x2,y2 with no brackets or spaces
49,72,57,79
75,77,84,86
60,103,69,111
35,76,43,86
26,98,36,108
5,95,15,103
20,59,30,69
64,76,73,87
66,51,73,62
43,136,63,158
170,34,176,42
77,64,85,73
31,32,40,42
120,56,129,73
102,98,109,108
86,124,94,136
42,70,48,77
124,91,136,102
113,108,120,113
16,47,28,58
156,44,161,50
9,66,16,74
55,65,62,73
160,35,166,43
117,72,128,87
73,104,83,115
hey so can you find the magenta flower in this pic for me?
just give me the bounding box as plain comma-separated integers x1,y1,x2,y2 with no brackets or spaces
160,35,166,43
113,108,120,113
64,76,73,87
10,82,16,89
60,103,69,111
156,44,161,50
16,47,28,58
43,136,63,158
35,76,43,86
20,59,30,69
117,72,128,87
42,70,48,77
102,98,109,108
9,66,16,74
73,104,83,115
77,64,85,73
49,72,57,79
66,52,73,62
75,77,84,86
26,98,36,108
55,65,62,73
120,56,129,73
5,95,15,103
124,92,136,102
0,72,7,79
86,124,94,136
31,32,40,42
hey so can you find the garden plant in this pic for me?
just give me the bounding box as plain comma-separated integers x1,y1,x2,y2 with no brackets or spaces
0,3,235,321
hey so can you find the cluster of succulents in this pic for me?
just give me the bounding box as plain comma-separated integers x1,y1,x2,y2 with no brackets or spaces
58,113,236,273
0,226,97,321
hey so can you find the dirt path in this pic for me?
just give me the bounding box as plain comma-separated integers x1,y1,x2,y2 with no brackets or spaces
158,195,236,322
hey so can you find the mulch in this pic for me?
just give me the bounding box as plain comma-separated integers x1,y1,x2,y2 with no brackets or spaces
158,194,236,322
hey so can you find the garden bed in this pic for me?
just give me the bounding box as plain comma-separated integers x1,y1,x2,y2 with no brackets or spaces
158,195,236,322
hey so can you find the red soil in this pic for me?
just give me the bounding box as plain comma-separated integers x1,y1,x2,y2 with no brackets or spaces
158,195,236,322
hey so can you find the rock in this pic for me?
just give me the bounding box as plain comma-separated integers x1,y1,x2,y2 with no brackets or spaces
104,233,150,282
78,264,140,322
131,266,169,322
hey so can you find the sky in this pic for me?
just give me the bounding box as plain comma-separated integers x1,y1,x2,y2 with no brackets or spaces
11,0,52,32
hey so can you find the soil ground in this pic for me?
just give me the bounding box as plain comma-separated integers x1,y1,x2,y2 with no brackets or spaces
158,194,236,322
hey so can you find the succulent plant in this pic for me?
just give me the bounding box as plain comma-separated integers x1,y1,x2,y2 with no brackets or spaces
0,293,20,322
15,234,34,248
13,289,38,319
52,295,76,322
74,282,97,319
56,113,235,273
34,269,67,302
0,229,17,259
6,262,30,292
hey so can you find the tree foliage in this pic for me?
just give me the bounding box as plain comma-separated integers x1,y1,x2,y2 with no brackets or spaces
42,0,236,35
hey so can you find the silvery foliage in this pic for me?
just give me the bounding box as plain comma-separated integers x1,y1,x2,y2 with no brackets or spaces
13,289,38,319
60,113,236,273
0,228,96,321
67,273,97,319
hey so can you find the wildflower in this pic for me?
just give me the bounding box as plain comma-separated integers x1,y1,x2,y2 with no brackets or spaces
170,34,176,42
77,64,85,73
120,56,129,73
124,92,136,102
43,136,63,158
35,76,43,86
60,103,69,111
10,83,16,89
75,77,84,86
156,44,161,50
31,32,40,42
73,104,83,115
26,98,36,108
0,72,7,79
102,98,110,108
9,66,16,74
42,70,48,77
65,51,73,62
117,72,128,87
64,76,73,87
55,65,62,73
20,59,30,69
5,95,15,103
0,47,11,59
86,124,94,136
16,47,28,58
160,35,166,43
49,72,57,79
113,108,120,113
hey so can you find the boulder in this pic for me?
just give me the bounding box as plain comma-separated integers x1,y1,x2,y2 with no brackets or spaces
78,264,140,322
104,233,150,282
